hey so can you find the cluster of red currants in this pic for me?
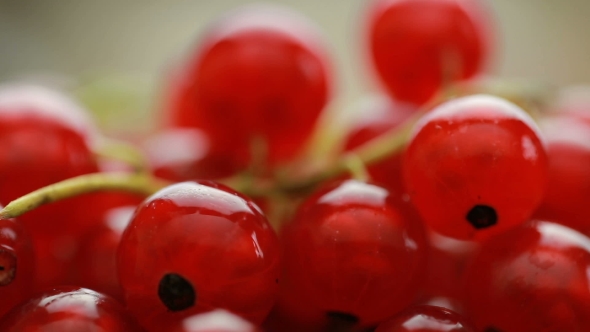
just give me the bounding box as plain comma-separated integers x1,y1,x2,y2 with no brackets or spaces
0,0,589,331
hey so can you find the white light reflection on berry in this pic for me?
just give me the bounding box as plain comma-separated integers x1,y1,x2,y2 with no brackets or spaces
538,222,590,253
251,232,264,259
401,314,461,331
318,180,388,207
182,309,254,331
39,290,100,318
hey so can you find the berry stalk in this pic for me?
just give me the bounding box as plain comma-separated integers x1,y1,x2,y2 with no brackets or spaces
0,172,168,220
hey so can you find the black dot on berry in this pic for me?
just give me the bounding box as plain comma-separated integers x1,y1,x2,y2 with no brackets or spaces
0,266,4,271
326,311,359,325
466,204,497,229
158,273,196,312
485,327,503,332
275,278,279,284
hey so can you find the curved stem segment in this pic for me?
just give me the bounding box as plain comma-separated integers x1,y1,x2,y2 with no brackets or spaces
276,110,423,195
0,172,169,220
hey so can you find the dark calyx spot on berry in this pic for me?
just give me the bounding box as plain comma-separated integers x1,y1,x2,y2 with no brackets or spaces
326,311,359,327
485,327,503,332
158,273,196,311
0,249,16,286
466,204,497,229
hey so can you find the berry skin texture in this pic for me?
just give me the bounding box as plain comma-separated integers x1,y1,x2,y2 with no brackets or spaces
169,5,331,165
461,221,590,331
375,305,475,332
117,181,280,330
277,180,427,329
403,95,547,241
368,0,491,105
0,287,143,332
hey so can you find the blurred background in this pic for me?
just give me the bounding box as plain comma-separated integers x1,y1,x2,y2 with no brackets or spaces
0,0,589,133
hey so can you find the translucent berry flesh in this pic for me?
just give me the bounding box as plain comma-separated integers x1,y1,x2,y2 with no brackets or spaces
117,181,280,329
0,287,143,331
368,0,491,105
168,5,331,165
462,221,590,331
278,180,427,329
403,95,547,241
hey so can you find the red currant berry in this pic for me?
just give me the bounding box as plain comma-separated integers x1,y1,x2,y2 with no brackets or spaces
172,309,258,332
403,95,547,241
534,116,590,234
168,5,331,165
117,181,280,329
375,305,475,332
277,180,427,329
0,215,35,318
0,287,143,331
343,95,415,195
368,0,492,105
462,221,590,331
0,84,100,289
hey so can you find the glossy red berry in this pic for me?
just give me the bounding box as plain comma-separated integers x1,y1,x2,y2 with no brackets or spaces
0,215,35,318
277,180,427,329
403,95,547,241
172,309,258,332
0,84,100,289
534,116,590,234
0,287,143,331
343,95,414,195
375,305,475,332
368,0,491,105
169,5,331,165
461,221,590,331
117,181,280,329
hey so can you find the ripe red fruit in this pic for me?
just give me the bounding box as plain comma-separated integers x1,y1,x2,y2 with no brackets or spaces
117,181,280,329
0,84,100,289
277,179,427,329
368,0,491,105
0,287,143,331
0,216,35,318
534,116,590,234
375,305,475,332
461,221,590,331
168,5,331,165
403,95,547,241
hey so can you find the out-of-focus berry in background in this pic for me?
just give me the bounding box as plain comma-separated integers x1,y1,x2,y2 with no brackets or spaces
0,0,589,136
